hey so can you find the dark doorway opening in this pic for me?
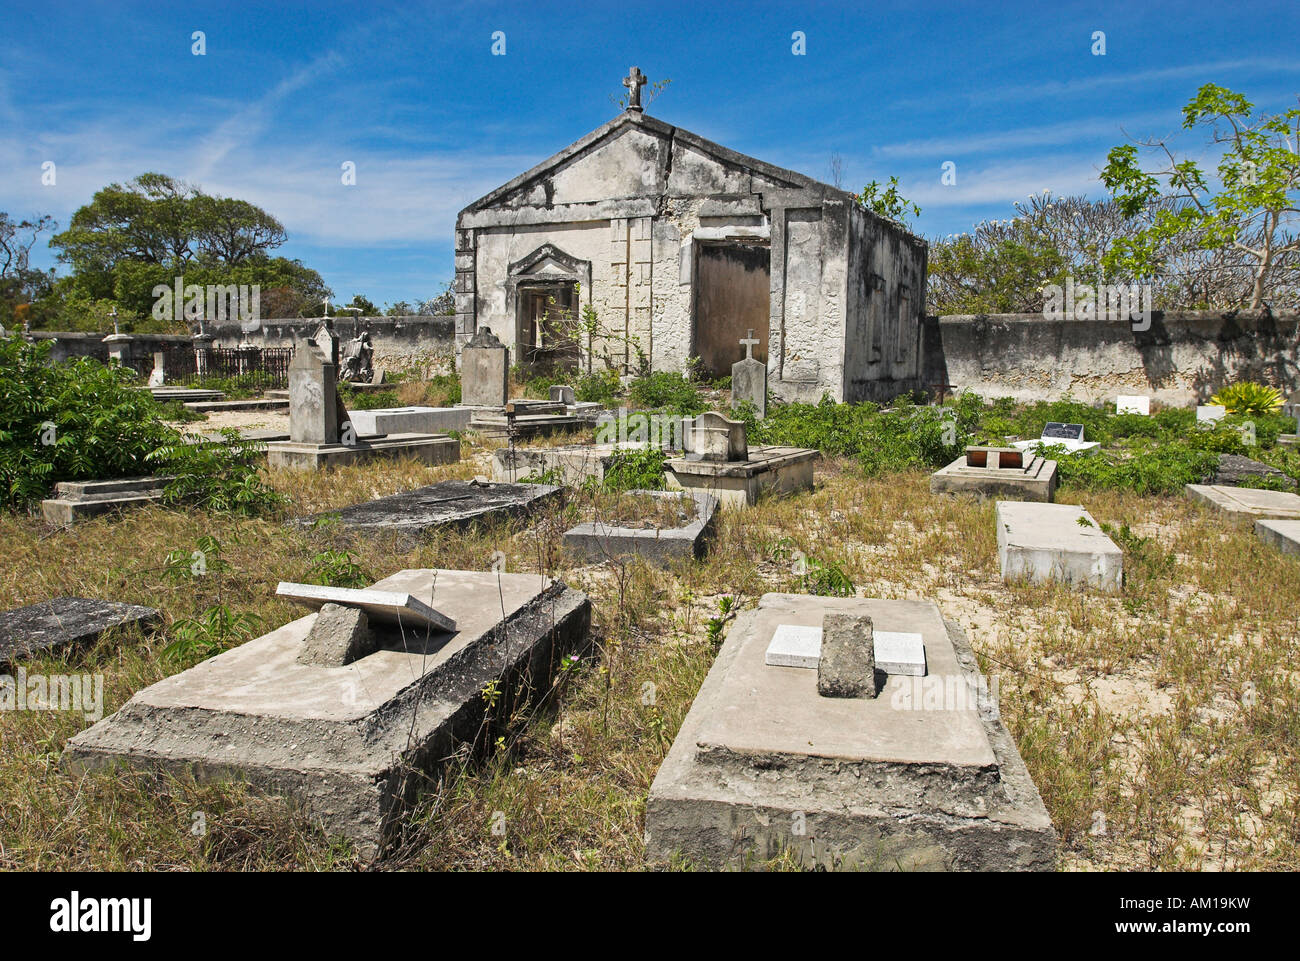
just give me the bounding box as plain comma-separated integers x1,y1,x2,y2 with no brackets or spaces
516,282,580,373
693,241,770,379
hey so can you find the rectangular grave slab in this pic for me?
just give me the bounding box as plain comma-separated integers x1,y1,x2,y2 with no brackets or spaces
492,443,655,486
62,569,592,859
1,597,161,668
563,490,718,566
293,480,562,537
1186,484,1300,521
995,501,1122,592
266,433,459,471
646,594,1057,871
1255,518,1300,557
275,583,456,632
40,476,171,527
666,446,818,507
930,449,1058,502
345,406,473,436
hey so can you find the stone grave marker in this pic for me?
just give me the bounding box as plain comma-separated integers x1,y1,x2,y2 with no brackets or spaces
288,343,341,445
1116,395,1149,415
995,501,1122,592
549,384,576,406
461,327,509,407
1012,422,1098,455
931,445,1058,502
817,612,876,699
731,328,767,418
148,351,166,387
687,411,748,463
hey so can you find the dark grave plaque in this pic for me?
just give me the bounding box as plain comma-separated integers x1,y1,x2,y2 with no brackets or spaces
0,597,161,667
1041,422,1085,442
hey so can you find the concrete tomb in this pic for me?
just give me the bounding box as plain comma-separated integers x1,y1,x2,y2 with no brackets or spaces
469,397,587,439
460,326,509,408
763,619,927,677
1012,422,1099,456
63,569,592,858
666,412,818,507
1186,484,1300,522
492,442,655,486
266,343,458,470
293,479,563,538
930,446,1058,502
41,476,171,527
645,593,1057,870
731,329,768,419
562,489,719,566
1255,518,1300,558
1,597,161,669
995,501,1122,593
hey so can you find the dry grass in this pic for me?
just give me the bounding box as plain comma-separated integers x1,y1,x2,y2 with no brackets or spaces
2,445,1298,870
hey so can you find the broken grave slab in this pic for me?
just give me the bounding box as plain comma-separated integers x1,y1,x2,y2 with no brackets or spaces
275,582,457,632
62,569,592,859
1,597,162,668
1186,484,1300,522
645,593,1057,871
995,501,1123,593
292,479,562,538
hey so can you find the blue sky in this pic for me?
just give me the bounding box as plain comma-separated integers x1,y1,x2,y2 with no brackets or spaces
2,0,1298,307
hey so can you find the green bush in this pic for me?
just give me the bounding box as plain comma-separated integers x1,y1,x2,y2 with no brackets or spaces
602,446,667,492
628,371,707,415
0,338,279,514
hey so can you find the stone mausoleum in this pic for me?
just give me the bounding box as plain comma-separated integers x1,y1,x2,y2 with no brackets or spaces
454,68,928,403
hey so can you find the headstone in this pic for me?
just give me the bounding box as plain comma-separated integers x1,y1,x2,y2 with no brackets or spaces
1197,405,1226,424
688,411,747,463
1116,395,1149,415
731,328,767,418
549,384,576,407
40,476,171,526
817,613,876,699
148,351,166,387
275,582,457,632
313,321,340,368
0,597,161,668
461,327,509,407
297,602,377,667
288,343,340,445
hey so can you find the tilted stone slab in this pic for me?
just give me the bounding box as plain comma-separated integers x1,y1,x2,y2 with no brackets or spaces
345,406,473,436
63,569,592,858
292,480,562,537
563,490,719,566
1186,484,1300,521
646,594,1057,871
275,582,456,632
0,597,161,668
995,501,1122,592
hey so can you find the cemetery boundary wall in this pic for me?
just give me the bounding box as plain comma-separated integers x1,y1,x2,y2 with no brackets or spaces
923,309,1300,407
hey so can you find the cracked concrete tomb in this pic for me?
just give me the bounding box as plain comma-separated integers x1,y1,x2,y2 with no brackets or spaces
563,489,719,566
930,446,1058,502
995,501,1123,593
453,68,926,403
292,479,563,538
1,597,161,669
666,412,818,507
645,593,1057,870
62,569,592,858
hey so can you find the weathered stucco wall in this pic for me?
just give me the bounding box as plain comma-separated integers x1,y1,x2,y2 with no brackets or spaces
925,310,1300,405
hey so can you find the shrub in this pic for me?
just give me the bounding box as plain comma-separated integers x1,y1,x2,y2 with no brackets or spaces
1209,382,1283,416
602,446,667,492
627,371,707,415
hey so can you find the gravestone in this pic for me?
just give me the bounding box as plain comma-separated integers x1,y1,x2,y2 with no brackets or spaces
1186,484,1300,521
817,613,876,699
731,328,767,418
297,603,377,667
0,597,161,668
148,351,166,387
549,384,576,407
313,321,340,368
1212,454,1291,488
288,343,341,445
563,489,719,566
687,411,748,463
1012,422,1098,455
1116,395,1149,415
461,327,509,407
1255,518,1300,557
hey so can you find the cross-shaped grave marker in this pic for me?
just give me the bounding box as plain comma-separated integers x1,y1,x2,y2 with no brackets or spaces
740,328,760,361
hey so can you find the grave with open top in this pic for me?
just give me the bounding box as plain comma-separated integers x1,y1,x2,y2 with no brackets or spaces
930,445,1058,502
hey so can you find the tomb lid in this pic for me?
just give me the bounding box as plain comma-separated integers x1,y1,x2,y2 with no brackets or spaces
276,582,456,632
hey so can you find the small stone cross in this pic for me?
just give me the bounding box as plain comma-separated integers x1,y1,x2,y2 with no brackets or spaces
740,328,760,361
623,67,647,111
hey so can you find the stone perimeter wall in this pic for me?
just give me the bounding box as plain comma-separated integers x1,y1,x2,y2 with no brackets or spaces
923,309,1300,406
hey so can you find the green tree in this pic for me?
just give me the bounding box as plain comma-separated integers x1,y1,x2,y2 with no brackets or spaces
857,176,920,228
0,212,56,326
1101,84,1300,309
